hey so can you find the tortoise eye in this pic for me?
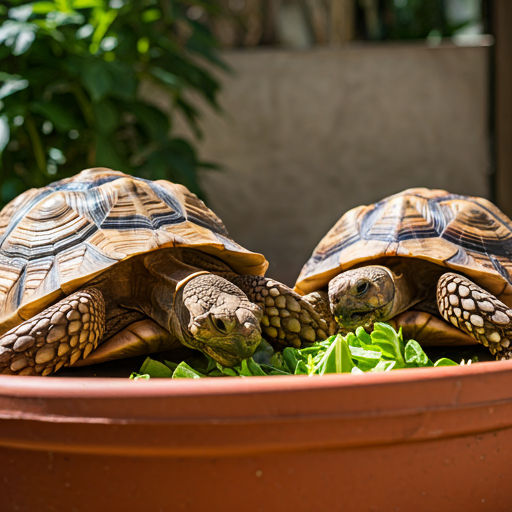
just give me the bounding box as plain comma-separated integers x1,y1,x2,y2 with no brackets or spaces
355,280,369,295
211,316,228,334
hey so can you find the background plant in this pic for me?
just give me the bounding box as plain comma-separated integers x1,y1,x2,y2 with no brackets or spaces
0,0,225,206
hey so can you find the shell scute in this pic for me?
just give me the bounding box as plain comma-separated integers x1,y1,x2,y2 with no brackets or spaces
0,168,267,329
295,188,512,305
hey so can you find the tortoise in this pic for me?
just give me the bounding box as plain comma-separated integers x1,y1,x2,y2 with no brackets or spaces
0,168,332,376
294,188,512,360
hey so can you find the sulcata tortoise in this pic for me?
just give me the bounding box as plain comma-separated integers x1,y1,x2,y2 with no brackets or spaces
0,168,330,376
295,188,512,360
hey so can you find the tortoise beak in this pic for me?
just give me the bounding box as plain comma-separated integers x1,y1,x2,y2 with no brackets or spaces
203,332,260,367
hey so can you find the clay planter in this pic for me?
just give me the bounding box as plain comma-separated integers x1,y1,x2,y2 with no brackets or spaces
1,361,512,512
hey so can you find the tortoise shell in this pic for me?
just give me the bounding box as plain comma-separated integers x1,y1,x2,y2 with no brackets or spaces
295,188,512,305
0,168,267,331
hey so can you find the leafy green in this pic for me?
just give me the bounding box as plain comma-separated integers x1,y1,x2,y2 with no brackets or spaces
130,323,472,380
434,358,460,367
172,362,204,379
139,356,173,378
405,339,432,367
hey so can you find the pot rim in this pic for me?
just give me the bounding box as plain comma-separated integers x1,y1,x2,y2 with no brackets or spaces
1,361,512,456
0,358,510,396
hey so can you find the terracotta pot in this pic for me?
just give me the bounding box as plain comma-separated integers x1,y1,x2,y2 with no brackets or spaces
1,361,512,512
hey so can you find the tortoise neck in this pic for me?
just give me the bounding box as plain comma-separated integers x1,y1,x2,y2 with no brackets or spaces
386,258,444,316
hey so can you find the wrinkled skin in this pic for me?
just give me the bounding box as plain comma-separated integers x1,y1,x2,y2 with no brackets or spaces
176,274,263,367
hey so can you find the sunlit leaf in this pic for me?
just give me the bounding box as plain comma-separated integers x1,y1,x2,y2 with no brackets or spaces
31,2,60,15
72,0,103,8
404,339,430,367
13,28,36,55
142,8,161,23
0,79,29,100
0,115,9,153
434,358,460,367
139,357,173,378
8,5,33,22
172,361,204,378
90,8,117,51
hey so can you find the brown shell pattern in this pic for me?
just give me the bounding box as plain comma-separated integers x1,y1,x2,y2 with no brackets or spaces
295,188,512,306
0,168,267,328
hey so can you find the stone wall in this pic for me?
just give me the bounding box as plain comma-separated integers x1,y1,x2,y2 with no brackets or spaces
157,43,490,286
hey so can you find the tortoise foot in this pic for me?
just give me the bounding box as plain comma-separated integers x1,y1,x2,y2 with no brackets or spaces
0,288,105,376
231,276,333,348
437,273,512,358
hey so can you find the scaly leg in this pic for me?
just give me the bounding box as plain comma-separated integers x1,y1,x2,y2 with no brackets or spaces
231,276,336,348
0,288,105,375
437,273,512,358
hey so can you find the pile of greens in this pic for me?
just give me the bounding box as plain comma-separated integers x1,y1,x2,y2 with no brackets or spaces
130,322,472,380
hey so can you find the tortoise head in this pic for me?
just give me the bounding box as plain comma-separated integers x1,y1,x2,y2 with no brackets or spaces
174,274,263,367
328,266,397,332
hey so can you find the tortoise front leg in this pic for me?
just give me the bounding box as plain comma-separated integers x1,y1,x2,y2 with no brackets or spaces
231,276,336,348
437,273,512,358
0,288,105,375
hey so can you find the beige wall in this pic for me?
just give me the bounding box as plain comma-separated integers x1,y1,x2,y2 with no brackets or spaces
158,43,490,286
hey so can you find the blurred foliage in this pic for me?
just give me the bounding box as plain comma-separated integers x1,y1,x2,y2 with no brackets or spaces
0,0,226,206
194,0,483,47
357,0,482,41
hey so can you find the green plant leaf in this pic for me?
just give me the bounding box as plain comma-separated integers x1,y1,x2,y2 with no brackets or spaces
349,345,382,372
434,358,460,367
355,326,373,346
247,358,267,376
370,360,396,372
258,364,290,376
315,336,337,375
316,334,354,374
31,100,78,132
282,347,301,373
0,79,29,100
337,335,355,373
9,5,33,22
78,59,112,102
129,372,150,380
240,359,253,377
269,352,287,372
72,0,103,8
92,99,118,134
0,115,10,153
90,8,117,53
164,360,178,372
370,323,405,367
31,2,62,14
404,339,430,367
104,61,137,102
252,338,274,365
216,364,238,377
139,356,173,378
295,360,309,375
129,101,169,142
172,361,205,379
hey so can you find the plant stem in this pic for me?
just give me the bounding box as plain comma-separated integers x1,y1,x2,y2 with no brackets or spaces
71,83,95,128
24,115,46,175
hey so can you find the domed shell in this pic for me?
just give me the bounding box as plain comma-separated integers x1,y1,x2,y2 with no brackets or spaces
0,168,267,331
295,188,512,305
